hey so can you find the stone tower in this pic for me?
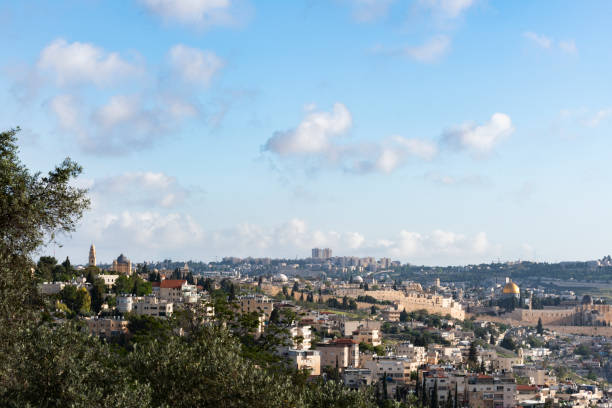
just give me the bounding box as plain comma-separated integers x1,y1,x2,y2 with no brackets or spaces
89,244,96,266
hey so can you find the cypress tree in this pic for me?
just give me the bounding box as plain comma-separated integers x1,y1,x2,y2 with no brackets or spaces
445,388,453,408
382,373,388,401
467,341,478,370
537,317,544,335
431,379,438,408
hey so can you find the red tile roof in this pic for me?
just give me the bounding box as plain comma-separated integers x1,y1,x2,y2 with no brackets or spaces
517,385,538,392
152,282,161,287
333,338,358,345
160,279,187,289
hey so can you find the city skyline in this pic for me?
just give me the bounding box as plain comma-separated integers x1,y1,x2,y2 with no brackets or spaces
3,1,612,265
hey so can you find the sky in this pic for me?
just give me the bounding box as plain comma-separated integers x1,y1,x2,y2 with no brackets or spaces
2,0,612,266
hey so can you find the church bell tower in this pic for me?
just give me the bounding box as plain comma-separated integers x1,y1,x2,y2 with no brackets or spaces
89,244,96,266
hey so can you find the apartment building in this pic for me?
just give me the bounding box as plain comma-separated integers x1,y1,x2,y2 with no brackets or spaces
238,294,274,319
283,349,321,376
351,326,381,346
381,306,401,322
395,342,427,364
341,320,381,337
464,374,517,408
421,371,517,408
362,356,418,384
85,317,128,338
100,274,119,288
117,295,173,317
157,279,198,304
117,295,135,313
317,338,359,369
343,368,374,389
133,295,173,317
289,325,312,350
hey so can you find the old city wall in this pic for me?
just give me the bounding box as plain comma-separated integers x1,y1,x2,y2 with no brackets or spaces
475,315,612,337
507,308,575,325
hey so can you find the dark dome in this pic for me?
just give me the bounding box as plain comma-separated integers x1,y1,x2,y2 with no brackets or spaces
117,254,130,263
582,295,593,305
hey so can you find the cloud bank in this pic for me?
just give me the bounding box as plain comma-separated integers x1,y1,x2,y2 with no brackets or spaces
265,104,512,174
26,39,223,154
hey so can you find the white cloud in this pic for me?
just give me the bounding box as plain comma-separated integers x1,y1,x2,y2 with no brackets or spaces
87,210,204,251
555,107,612,132
264,103,352,155
93,95,141,128
209,218,368,257
86,95,166,151
34,41,210,155
584,108,612,127
523,31,552,49
212,221,497,263
138,0,236,28
37,39,141,87
442,113,514,154
50,94,82,131
61,209,499,264
419,0,475,19
405,35,451,63
264,103,437,174
168,44,224,86
364,136,437,173
558,40,577,54
92,172,192,209
375,148,402,173
388,229,492,258
347,0,395,22
344,232,366,249
48,92,200,154
266,106,515,176
392,136,438,160
165,96,200,119
472,231,490,253
523,32,578,54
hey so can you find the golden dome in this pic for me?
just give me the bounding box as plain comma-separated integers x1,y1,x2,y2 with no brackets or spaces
502,281,520,294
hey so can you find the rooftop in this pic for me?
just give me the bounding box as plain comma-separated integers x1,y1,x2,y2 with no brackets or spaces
160,279,187,289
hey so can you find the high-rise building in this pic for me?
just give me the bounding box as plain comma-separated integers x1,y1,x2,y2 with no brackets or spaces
312,248,321,259
312,248,332,259
89,244,96,266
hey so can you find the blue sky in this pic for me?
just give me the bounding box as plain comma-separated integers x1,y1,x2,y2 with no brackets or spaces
2,0,612,266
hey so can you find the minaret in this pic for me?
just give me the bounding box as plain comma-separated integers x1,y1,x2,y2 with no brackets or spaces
89,244,96,266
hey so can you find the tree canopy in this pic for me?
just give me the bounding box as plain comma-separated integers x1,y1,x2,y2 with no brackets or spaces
0,129,386,407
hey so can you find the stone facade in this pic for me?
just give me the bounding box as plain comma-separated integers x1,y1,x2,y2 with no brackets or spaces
88,244,96,266
111,254,132,275
318,338,359,369
508,304,612,327
333,288,465,320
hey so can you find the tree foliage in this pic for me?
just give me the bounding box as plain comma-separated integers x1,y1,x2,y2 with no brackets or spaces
0,129,388,407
